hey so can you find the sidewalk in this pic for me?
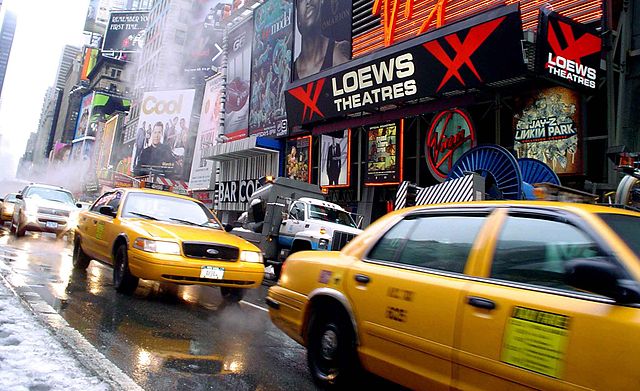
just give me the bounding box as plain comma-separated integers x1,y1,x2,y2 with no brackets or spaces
0,264,143,391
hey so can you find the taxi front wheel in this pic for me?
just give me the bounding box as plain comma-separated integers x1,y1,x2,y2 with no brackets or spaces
113,245,139,295
307,308,360,388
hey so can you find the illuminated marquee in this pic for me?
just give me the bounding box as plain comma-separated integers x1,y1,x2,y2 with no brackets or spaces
355,0,602,57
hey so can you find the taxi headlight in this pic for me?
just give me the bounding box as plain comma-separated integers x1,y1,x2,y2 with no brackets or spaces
133,238,181,255
240,250,263,263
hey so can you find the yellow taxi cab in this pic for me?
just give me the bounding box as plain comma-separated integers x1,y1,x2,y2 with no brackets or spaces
267,201,640,390
0,193,18,223
73,188,264,301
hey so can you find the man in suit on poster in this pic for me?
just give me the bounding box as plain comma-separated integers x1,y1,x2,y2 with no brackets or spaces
326,136,341,186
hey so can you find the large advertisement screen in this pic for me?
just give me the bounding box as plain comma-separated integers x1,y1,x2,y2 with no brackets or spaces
285,135,311,183
514,86,582,175
249,0,293,137
224,18,253,139
74,93,94,140
365,120,403,186
84,0,106,35
183,1,230,81
102,11,149,53
189,76,224,190
293,0,351,80
319,129,350,188
132,89,196,180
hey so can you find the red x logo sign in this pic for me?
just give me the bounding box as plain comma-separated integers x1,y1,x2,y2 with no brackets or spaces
288,79,326,122
547,20,600,64
423,17,504,92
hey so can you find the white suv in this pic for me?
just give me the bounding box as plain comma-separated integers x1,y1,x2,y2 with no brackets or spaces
11,184,81,239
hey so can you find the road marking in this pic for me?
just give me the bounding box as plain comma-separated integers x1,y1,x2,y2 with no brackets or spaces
240,300,268,312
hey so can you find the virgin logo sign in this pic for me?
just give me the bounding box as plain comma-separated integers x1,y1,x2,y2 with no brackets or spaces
426,109,476,180
373,0,448,46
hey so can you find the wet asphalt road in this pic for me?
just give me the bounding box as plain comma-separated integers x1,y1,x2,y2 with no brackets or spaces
0,227,316,390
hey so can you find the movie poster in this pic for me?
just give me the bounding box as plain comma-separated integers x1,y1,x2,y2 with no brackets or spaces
102,11,149,53
74,93,94,140
183,1,231,81
224,18,253,139
365,121,402,185
249,0,293,137
293,0,351,80
95,115,118,176
189,76,224,190
131,89,196,180
320,129,349,187
514,86,582,174
286,136,311,182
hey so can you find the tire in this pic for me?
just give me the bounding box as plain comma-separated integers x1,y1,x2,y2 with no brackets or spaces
307,308,360,388
615,175,640,207
220,287,245,302
113,244,138,294
72,238,91,270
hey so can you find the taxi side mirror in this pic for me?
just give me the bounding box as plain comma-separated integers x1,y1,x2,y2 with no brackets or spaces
99,205,116,217
565,258,640,304
224,224,234,232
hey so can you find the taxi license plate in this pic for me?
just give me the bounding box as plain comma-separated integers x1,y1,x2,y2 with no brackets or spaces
200,266,224,280
46,222,58,229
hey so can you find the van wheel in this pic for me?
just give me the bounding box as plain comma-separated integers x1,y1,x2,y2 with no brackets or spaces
220,287,245,302
72,238,91,270
113,244,138,294
307,308,360,388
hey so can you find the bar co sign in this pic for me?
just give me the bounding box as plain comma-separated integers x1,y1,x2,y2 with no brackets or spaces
217,179,262,203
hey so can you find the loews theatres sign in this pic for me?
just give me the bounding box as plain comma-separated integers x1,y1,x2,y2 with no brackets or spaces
286,5,525,129
535,9,601,91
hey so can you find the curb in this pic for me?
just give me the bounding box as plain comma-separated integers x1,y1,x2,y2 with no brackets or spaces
0,271,144,391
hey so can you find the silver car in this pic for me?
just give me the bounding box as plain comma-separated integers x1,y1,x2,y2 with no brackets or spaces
11,184,81,239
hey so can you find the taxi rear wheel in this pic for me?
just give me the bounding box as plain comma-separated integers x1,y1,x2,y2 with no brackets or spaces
72,238,91,270
220,287,245,302
113,245,139,295
307,308,359,388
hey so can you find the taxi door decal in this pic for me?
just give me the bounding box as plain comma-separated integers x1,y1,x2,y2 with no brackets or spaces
96,221,105,240
501,306,570,378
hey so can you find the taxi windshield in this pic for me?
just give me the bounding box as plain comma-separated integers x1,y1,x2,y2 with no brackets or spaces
309,204,357,228
598,213,640,258
25,187,74,205
122,192,222,229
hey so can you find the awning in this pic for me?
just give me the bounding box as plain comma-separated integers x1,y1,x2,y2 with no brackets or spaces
204,136,281,162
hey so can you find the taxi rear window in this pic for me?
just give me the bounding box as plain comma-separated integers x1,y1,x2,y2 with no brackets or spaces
598,213,640,258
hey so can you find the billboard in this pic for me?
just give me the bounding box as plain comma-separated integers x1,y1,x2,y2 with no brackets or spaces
286,5,526,129
80,47,99,80
293,0,351,80
132,89,196,180
74,93,94,140
96,115,118,176
319,129,350,188
285,135,311,183
183,1,231,81
249,0,293,137
365,120,403,186
535,9,602,91
102,11,149,53
224,18,253,138
84,0,106,35
189,76,224,190
514,86,582,175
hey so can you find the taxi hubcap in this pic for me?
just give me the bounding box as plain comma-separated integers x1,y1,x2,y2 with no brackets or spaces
320,329,338,361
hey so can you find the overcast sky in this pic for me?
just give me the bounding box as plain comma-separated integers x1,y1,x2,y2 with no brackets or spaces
0,0,89,178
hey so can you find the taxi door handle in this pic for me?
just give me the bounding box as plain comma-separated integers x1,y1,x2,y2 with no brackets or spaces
354,274,370,284
467,296,496,310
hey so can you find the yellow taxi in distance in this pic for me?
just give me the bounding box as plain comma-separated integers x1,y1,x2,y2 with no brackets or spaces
267,201,640,390
73,188,264,301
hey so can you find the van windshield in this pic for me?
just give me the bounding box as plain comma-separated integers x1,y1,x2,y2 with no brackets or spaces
309,205,357,228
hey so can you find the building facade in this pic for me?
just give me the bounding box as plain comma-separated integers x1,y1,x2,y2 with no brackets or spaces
0,9,16,98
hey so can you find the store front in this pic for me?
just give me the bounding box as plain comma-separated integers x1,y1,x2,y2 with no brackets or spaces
283,3,606,226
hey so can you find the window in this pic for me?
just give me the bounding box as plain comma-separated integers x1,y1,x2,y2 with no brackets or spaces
490,215,608,290
598,213,640,258
90,193,113,212
368,219,416,262
24,187,74,205
289,202,306,221
106,192,122,212
396,215,486,273
110,68,121,78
